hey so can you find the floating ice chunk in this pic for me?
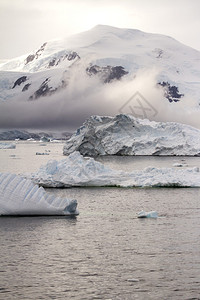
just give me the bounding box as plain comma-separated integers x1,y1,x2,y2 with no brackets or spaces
127,278,140,282
137,210,158,218
40,136,50,142
0,142,16,149
50,139,61,143
63,114,200,156
36,152,49,155
30,152,200,188
173,162,188,167
0,173,79,216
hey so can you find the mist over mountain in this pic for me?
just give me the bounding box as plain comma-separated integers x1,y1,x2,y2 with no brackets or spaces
0,25,200,130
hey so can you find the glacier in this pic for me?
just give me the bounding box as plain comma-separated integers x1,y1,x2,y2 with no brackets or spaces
0,173,78,216
30,152,200,188
63,114,200,157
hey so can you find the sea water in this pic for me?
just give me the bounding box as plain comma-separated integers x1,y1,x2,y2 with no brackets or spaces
0,141,200,299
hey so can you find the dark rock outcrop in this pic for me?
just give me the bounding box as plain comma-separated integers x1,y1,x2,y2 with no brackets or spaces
12,76,27,88
25,43,47,65
29,78,53,100
22,83,31,92
29,77,67,100
48,51,80,68
86,65,128,83
68,51,80,61
158,81,184,102
25,54,35,64
153,48,164,58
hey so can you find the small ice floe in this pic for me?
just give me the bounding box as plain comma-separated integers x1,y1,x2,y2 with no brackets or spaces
137,210,158,218
127,278,140,282
50,139,61,143
173,162,188,167
40,136,50,142
36,152,49,155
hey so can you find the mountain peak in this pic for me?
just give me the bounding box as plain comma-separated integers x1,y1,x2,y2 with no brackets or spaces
90,24,142,36
0,24,200,130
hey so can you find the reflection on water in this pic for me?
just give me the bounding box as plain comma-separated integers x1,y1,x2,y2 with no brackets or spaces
0,187,200,299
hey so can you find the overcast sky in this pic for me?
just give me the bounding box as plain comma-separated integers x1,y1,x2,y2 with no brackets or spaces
0,0,200,59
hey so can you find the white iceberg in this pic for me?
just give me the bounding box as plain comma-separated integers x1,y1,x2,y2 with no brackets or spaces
137,211,158,218
0,142,16,149
30,152,200,188
0,173,78,216
63,115,200,156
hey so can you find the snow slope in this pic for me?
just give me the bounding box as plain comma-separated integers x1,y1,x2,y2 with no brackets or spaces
30,152,200,188
0,25,200,104
63,114,200,156
0,173,78,216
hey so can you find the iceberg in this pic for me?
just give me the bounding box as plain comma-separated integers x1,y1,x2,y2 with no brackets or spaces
0,173,78,216
63,115,200,156
0,142,16,149
137,211,158,218
30,152,200,188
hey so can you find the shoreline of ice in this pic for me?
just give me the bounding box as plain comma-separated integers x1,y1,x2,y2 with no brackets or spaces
30,152,200,188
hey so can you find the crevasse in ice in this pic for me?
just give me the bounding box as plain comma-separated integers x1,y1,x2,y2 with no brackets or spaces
0,173,78,216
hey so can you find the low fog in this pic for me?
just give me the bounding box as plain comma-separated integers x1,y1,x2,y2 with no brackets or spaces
0,64,199,132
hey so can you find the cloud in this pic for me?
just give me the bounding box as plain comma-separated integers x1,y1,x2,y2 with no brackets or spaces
0,64,199,131
0,0,200,58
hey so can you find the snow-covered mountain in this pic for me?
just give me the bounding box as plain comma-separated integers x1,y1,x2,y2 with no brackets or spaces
1,24,200,105
63,114,200,156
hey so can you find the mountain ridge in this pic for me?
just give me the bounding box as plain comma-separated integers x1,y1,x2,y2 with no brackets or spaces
0,24,200,126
